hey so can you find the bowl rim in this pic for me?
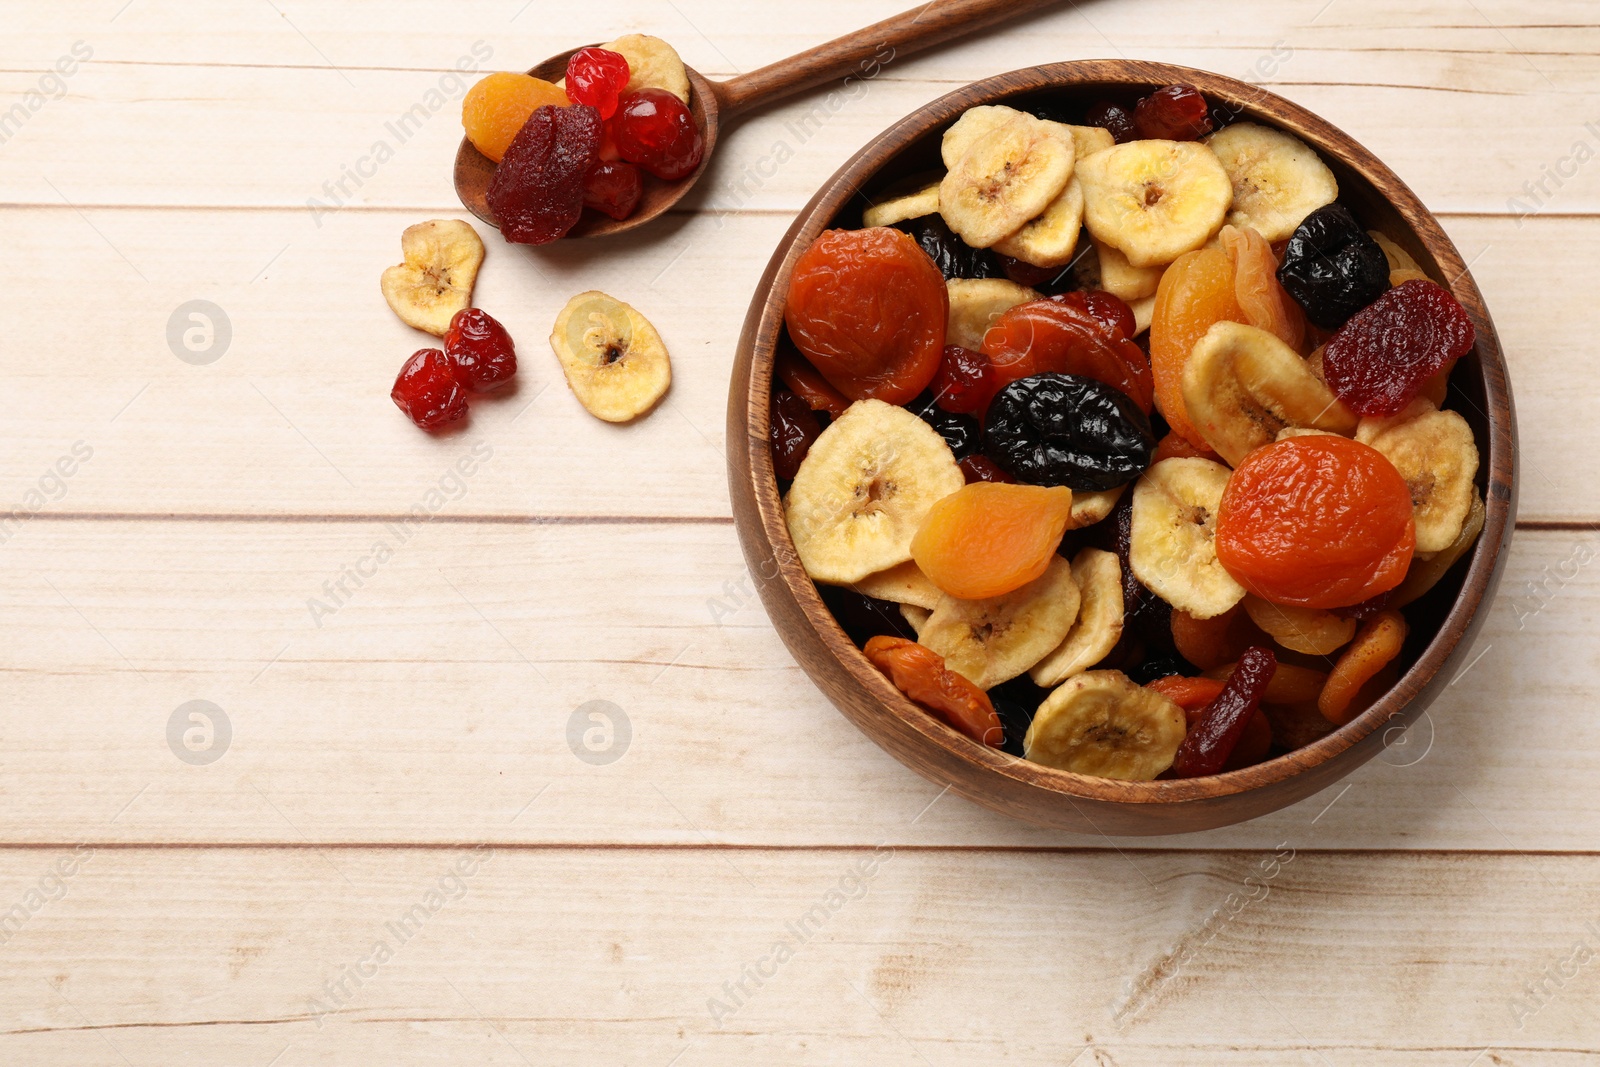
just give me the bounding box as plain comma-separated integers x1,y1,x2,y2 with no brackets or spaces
731,59,1516,809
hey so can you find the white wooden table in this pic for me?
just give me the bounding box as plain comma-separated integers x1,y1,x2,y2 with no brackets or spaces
0,2,1594,1062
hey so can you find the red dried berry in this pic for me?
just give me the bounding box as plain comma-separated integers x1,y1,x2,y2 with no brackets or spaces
770,390,821,481
931,345,994,415
614,88,703,180
1322,279,1476,417
392,348,468,430
583,158,643,220
1084,100,1137,144
1049,290,1136,342
999,254,1063,289
444,308,517,391
959,455,1014,485
1133,84,1214,141
564,47,630,120
1171,646,1276,778
487,103,602,245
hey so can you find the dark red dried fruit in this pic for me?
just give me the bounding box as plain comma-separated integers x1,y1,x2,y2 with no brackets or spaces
1133,85,1214,141
443,308,517,390
999,254,1063,289
1049,290,1136,342
1171,646,1276,778
392,348,468,430
614,88,703,180
1323,280,1476,417
564,47,630,120
959,455,1014,484
770,390,821,481
931,345,994,415
583,158,643,220
487,103,603,245
1084,100,1136,144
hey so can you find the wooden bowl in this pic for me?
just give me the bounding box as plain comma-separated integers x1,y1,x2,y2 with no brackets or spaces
726,61,1517,835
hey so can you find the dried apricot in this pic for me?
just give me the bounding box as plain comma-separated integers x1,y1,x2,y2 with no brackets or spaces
1170,604,1269,671
1220,224,1305,352
864,636,1004,746
982,299,1153,412
462,72,570,163
785,228,948,405
775,345,849,418
1145,674,1226,711
1217,435,1416,609
911,482,1074,600
1206,661,1329,704
1152,430,1220,464
1318,610,1407,724
1150,248,1246,448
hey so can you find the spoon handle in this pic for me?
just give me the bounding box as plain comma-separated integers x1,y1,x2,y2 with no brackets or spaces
713,0,1066,117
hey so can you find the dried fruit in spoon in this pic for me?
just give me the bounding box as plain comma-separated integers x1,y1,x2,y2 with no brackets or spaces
1276,203,1390,329
392,348,469,431
582,159,643,220
1171,645,1276,777
864,636,1004,747
462,72,570,163
564,47,630,120
488,103,603,245
785,227,948,405
444,308,517,390
549,290,670,421
614,88,703,180
602,33,690,103
911,482,1075,600
380,219,485,336
983,373,1155,491
1318,610,1407,724
1322,280,1476,417
1216,435,1416,609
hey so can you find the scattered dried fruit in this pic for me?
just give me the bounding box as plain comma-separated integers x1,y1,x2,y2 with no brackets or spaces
392,348,469,430
380,219,485,336
549,290,670,422
443,307,517,390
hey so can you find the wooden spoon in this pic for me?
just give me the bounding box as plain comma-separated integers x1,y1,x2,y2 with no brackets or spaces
454,0,1066,237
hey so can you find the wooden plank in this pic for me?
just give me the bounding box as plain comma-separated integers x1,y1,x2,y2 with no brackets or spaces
0,206,1590,521
0,846,1594,1061
0,518,1591,850
0,2,1594,213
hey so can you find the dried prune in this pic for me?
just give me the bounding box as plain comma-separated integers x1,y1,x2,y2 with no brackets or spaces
770,390,821,481
983,373,1155,491
894,214,1005,280
1171,645,1276,777
784,227,948,405
1127,654,1195,686
818,585,918,645
907,392,981,458
1275,204,1390,329
959,454,1014,484
1084,100,1137,144
1321,279,1476,416
1133,84,1214,141
487,103,603,245
990,676,1051,758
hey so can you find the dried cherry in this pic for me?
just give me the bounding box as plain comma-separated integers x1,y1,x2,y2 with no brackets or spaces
1133,85,1214,141
564,47,630,120
487,103,603,245
894,214,1005,280
1322,279,1476,416
770,390,821,481
1170,645,1276,777
982,372,1155,491
784,227,948,405
443,308,517,390
1084,100,1137,144
1276,204,1390,329
613,88,703,180
392,348,468,430
981,299,1154,413
930,344,995,416
582,159,643,220
1216,435,1416,609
